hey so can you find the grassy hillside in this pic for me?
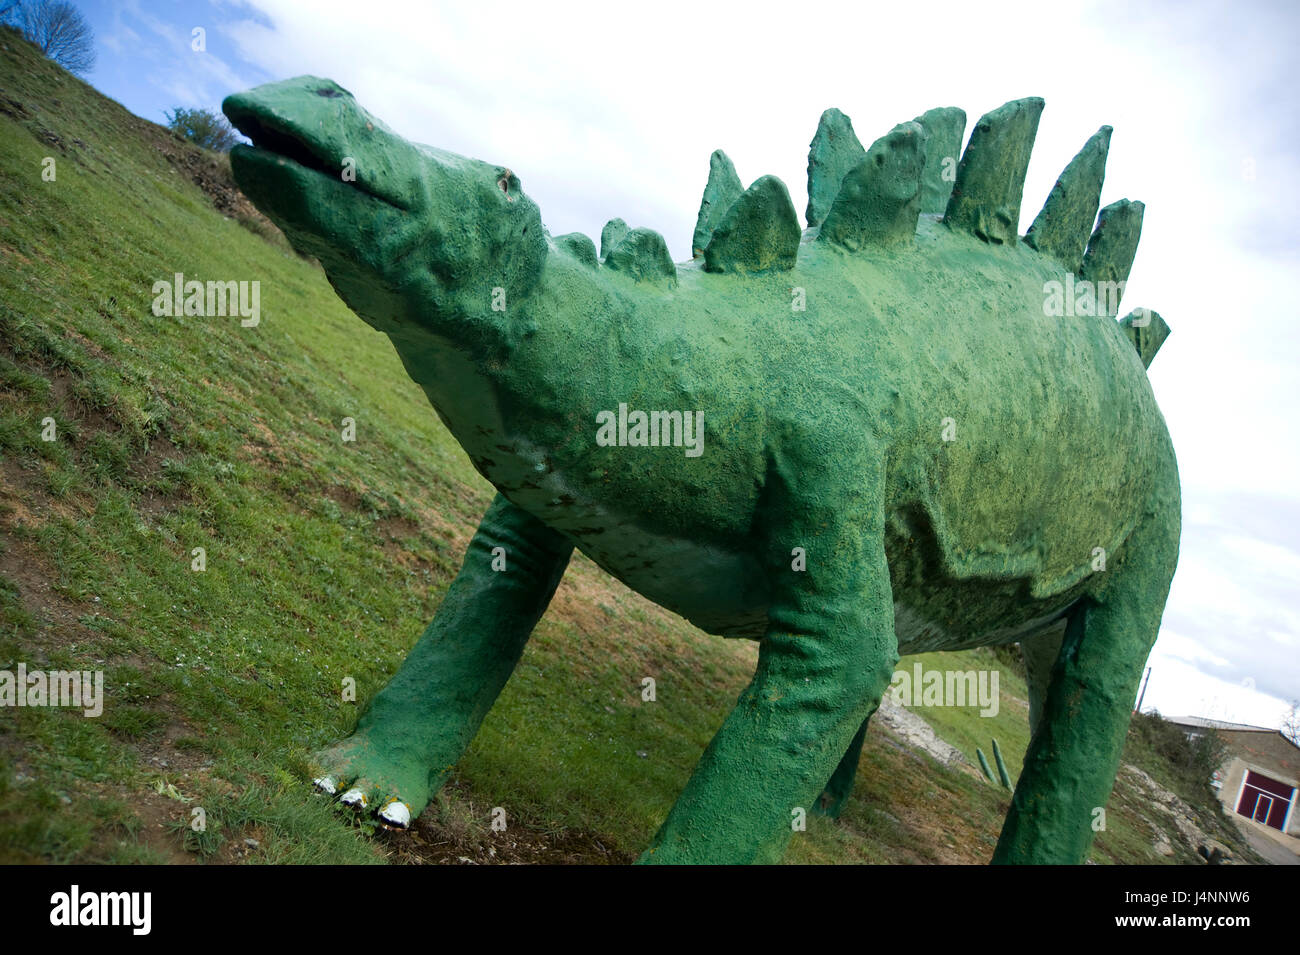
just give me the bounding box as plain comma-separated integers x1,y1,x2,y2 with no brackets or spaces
0,29,1262,864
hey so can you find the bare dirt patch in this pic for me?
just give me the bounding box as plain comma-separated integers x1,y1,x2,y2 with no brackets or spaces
379,782,632,865
0,461,101,656
139,124,286,244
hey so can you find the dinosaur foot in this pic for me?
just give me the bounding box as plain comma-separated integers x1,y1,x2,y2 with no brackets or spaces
309,735,433,831
313,774,412,828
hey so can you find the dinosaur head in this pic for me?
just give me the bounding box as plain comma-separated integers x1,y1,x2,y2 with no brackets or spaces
222,77,546,345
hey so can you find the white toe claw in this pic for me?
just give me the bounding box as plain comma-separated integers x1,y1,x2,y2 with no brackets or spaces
340,787,367,808
314,775,337,795
379,801,412,828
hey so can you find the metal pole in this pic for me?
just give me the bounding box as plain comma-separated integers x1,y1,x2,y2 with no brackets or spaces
1134,666,1152,714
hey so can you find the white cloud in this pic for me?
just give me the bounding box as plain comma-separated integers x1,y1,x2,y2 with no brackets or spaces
1154,630,1230,669
101,0,258,112
1140,650,1291,728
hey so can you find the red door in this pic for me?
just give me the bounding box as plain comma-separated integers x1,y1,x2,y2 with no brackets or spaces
1235,770,1294,831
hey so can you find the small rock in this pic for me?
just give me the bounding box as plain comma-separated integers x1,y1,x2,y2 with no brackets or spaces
244,838,260,849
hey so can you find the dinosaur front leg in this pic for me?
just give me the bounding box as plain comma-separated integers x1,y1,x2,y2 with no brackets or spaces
314,492,572,826
639,454,898,863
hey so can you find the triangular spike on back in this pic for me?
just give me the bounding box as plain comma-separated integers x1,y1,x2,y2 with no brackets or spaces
555,232,598,268
806,108,865,228
604,227,677,285
1119,308,1169,368
911,107,966,215
600,218,629,261
704,175,801,274
944,96,1045,244
692,150,744,258
1080,199,1144,315
1024,125,1111,272
819,122,927,251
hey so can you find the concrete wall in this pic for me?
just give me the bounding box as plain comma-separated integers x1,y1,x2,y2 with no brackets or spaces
1214,731,1300,835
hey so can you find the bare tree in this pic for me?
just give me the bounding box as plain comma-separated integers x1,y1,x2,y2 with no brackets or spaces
165,107,242,152
1283,700,1300,747
2,1,95,76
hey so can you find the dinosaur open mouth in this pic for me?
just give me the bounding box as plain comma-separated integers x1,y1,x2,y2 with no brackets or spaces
231,112,336,179
224,103,402,210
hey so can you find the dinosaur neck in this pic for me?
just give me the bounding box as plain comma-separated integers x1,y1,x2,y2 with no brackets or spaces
381,306,517,450
387,248,612,471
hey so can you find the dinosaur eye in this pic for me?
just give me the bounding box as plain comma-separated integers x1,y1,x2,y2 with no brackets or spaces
496,169,519,201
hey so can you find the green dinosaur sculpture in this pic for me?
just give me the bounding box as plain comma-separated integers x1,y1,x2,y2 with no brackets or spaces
977,748,996,785
992,737,1013,790
222,78,1180,865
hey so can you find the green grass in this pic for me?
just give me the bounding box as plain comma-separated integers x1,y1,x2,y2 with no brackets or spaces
898,647,1033,782
0,27,1261,865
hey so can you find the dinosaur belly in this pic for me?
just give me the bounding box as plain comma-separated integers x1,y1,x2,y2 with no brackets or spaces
564,505,1088,649
572,525,1081,649
567,521,772,639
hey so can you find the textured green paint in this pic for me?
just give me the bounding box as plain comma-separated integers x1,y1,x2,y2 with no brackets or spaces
1021,626,1063,738
992,737,1012,789
703,174,801,274
1023,126,1111,272
600,217,629,260
819,122,926,251
805,107,865,227
1081,199,1145,313
911,107,966,215
977,748,995,784
815,714,872,818
555,231,598,269
945,97,1044,244
605,226,677,285
994,492,1179,864
1120,308,1170,368
312,494,572,819
224,79,1180,865
692,150,744,257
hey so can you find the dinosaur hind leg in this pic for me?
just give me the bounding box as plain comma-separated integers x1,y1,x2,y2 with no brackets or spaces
992,478,1179,864
814,711,874,818
638,443,898,863
818,615,1067,820
1020,624,1065,741
819,616,1065,822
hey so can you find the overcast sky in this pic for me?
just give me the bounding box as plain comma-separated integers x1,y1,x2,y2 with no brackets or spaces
77,0,1299,729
